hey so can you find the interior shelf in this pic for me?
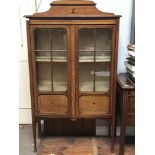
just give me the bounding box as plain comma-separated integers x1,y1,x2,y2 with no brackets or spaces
38,83,67,92
78,49,112,52
79,83,109,92
35,50,67,52
36,56,67,62
79,56,110,62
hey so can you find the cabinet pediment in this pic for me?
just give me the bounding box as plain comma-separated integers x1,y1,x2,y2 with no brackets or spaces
25,0,121,19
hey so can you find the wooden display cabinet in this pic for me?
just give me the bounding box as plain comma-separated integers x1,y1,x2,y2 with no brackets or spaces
25,0,121,152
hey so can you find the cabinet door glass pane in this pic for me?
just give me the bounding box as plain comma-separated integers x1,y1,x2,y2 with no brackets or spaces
34,28,67,92
53,62,67,91
78,28,112,92
51,29,67,51
95,63,110,92
35,29,51,50
37,61,52,91
79,63,94,91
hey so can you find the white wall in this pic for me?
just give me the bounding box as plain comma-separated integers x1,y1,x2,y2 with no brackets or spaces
19,0,133,124
94,0,133,73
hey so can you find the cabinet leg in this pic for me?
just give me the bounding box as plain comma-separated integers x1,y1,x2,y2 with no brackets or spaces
32,121,37,152
111,116,116,153
33,145,37,152
111,125,115,153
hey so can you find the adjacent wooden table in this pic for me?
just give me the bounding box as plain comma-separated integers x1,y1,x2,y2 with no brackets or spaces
117,73,135,155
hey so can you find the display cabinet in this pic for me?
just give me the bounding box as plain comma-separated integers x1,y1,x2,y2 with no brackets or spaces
25,0,121,152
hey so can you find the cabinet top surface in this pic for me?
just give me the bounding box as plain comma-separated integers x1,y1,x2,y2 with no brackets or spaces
51,0,96,5
24,0,121,19
117,73,135,90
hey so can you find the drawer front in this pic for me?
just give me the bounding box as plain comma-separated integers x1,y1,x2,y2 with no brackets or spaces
79,95,109,116
126,95,135,113
128,90,135,96
53,6,85,16
38,95,68,115
126,114,135,126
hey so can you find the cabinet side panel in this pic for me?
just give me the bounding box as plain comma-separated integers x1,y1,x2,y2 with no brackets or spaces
26,21,36,121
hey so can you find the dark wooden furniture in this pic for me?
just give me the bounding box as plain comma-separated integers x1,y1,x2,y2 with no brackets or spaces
25,0,121,152
43,118,95,136
117,73,135,155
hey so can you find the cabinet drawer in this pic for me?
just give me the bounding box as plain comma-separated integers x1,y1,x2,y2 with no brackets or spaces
38,95,68,115
126,114,135,126
128,90,135,96
126,96,135,113
79,95,109,116
53,6,85,16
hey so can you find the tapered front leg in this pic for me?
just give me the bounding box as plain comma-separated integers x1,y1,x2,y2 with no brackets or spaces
111,119,115,153
32,119,37,152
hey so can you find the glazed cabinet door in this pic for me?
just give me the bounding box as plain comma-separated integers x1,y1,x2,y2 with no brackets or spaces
76,25,115,117
30,25,71,117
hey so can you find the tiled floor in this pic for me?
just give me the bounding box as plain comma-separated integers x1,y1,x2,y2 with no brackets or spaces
19,125,134,155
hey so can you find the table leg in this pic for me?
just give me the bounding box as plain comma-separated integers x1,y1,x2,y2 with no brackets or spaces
119,120,126,155
119,92,126,155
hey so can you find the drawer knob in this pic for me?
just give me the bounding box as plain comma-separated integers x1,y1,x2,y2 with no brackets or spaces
51,102,54,104
92,102,96,105
69,8,77,13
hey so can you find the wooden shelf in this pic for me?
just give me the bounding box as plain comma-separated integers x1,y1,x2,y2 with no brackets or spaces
38,84,67,92
35,50,67,52
36,56,110,62
79,83,109,92
36,56,67,62
78,49,112,52
79,56,110,62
